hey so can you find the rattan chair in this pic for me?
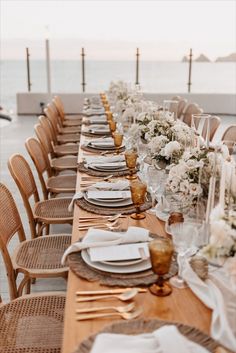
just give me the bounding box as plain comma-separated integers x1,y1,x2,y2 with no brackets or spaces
53,95,82,125
38,115,79,157
44,107,81,144
0,183,70,300
202,115,221,142
8,154,73,238
171,95,181,101
221,125,236,142
182,103,204,126
25,137,76,198
177,99,187,119
48,102,81,134
0,292,65,352
35,123,78,172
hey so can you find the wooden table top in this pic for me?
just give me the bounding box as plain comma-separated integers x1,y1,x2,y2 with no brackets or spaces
62,135,212,353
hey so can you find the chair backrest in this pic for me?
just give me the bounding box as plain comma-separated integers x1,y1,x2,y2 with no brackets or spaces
202,115,221,142
48,102,63,128
221,125,236,142
182,103,203,126
53,96,65,120
44,107,59,136
171,96,181,101
8,154,39,239
0,183,26,300
177,99,187,119
25,137,52,200
35,122,55,158
38,115,57,146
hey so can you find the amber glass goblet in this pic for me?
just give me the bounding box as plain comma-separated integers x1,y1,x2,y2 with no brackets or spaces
125,150,138,180
113,132,123,154
130,181,147,220
104,103,110,112
108,120,117,135
149,238,174,296
106,111,113,121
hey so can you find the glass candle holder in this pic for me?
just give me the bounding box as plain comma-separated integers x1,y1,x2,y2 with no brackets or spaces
149,238,174,296
108,119,116,135
113,132,123,154
125,150,138,180
130,181,147,220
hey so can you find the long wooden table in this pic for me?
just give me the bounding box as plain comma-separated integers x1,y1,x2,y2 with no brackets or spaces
62,135,212,353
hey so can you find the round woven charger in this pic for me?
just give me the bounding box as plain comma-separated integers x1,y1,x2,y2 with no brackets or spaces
74,318,219,353
67,233,177,287
78,161,135,177
75,193,152,215
81,144,125,154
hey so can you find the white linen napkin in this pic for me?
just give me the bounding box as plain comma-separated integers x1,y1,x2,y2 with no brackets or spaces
90,325,210,353
87,162,126,169
182,258,236,352
85,155,125,164
61,226,150,265
87,190,131,200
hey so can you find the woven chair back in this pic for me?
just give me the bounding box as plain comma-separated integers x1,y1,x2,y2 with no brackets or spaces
8,154,39,239
35,123,54,157
25,137,52,199
47,103,63,128
53,95,65,120
182,103,203,127
0,183,26,299
222,125,236,142
202,116,221,142
177,99,187,119
44,107,58,136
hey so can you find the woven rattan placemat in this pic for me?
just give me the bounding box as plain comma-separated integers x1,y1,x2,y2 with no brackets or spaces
74,318,219,353
75,193,152,215
67,233,177,287
78,161,135,177
81,144,125,154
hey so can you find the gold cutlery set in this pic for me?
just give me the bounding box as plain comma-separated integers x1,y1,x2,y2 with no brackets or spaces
78,213,126,231
76,288,146,321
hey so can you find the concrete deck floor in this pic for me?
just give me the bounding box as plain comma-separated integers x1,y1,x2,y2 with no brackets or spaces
0,113,235,302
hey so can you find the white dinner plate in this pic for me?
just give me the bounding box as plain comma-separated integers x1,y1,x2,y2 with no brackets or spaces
84,193,133,207
87,142,116,150
102,258,143,266
81,249,151,274
88,164,128,172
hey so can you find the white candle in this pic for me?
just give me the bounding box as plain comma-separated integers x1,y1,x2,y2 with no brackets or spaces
219,159,226,209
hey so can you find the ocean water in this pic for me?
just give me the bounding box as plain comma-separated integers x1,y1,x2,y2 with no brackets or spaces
0,60,236,112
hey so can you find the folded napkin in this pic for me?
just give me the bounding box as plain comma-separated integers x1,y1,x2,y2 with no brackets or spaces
182,258,236,352
90,139,115,147
87,162,126,169
87,190,131,200
90,325,210,353
68,192,83,212
61,226,150,265
85,155,125,164
89,180,129,190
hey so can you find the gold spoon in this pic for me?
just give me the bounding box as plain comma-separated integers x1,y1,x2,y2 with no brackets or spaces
76,288,138,302
76,302,135,314
76,307,142,321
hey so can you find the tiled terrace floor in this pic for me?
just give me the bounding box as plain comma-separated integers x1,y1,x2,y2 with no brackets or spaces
0,113,235,302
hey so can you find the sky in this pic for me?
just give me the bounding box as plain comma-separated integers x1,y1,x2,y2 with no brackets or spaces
1,0,236,60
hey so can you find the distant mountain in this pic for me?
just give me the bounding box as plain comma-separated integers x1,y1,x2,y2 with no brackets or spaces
195,54,211,62
216,53,236,62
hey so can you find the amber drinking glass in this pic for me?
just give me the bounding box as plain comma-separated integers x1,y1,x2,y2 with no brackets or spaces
113,132,123,154
108,120,116,135
130,181,147,220
106,111,113,121
104,103,110,112
149,238,174,296
125,150,138,180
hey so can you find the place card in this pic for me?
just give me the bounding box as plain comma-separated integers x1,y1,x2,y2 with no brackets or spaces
89,242,150,262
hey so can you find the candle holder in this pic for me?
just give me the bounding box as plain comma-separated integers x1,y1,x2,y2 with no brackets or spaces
113,132,123,154
125,150,138,180
108,120,116,136
130,181,147,220
149,238,174,296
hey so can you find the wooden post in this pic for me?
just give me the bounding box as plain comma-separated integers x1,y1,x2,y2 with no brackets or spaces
45,39,51,94
81,48,86,92
26,48,32,92
187,48,193,93
135,48,140,85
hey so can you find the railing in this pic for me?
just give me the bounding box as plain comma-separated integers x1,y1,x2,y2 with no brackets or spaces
26,48,32,92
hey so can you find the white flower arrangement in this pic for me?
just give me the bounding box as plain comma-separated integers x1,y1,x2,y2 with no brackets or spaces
202,205,236,258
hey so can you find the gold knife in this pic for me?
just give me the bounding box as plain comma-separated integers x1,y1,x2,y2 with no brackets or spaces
76,288,147,295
